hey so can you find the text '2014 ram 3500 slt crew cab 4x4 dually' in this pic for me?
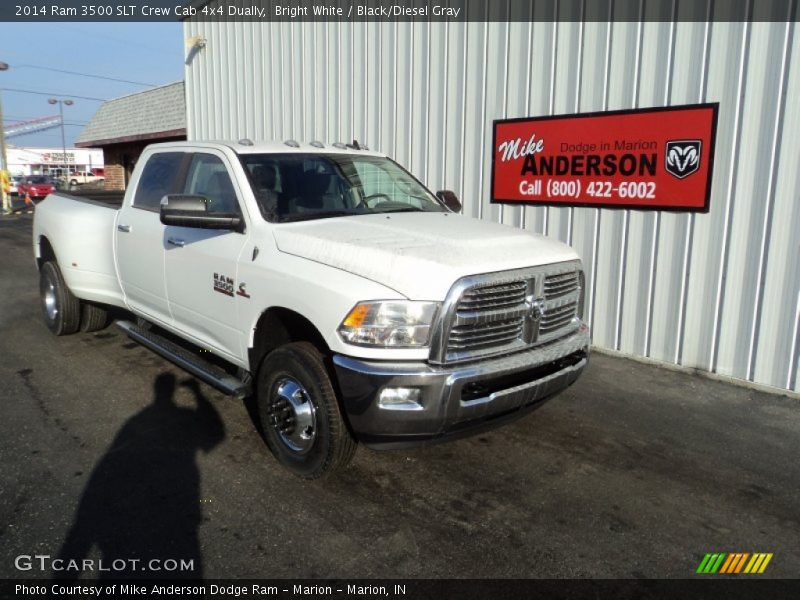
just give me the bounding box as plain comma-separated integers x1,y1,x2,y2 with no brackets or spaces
33,140,589,478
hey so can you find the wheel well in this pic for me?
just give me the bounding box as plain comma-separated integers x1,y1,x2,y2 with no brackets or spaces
37,236,56,270
248,307,330,373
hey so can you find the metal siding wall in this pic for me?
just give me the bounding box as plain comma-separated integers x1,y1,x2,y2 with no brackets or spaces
184,11,799,393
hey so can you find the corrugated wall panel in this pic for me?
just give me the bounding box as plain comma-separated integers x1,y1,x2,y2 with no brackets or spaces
648,19,704,364
716,20,791,382
184,13,799,393
752,20,799,390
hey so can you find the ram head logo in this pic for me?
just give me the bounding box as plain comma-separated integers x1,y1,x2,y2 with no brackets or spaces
665,140,702,179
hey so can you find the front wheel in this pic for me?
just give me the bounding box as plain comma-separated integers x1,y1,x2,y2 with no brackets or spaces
70,179,78,186
256,342,356,479
40,261,81,335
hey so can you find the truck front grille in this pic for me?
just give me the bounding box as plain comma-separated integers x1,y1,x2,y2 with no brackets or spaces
438,262,583,363
457,281,527,311
544,272,580,299
539,300,579,335
448,318,526,351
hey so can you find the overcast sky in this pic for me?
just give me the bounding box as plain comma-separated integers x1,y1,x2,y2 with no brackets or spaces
1,22,184,148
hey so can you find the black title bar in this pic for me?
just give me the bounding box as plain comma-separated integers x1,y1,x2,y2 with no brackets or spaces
2,0,799,23
4,578,800,600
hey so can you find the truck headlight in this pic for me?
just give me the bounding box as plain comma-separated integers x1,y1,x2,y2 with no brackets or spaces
338,301,439,347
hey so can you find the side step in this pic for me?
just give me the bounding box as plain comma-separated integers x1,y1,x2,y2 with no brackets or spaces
117,320,251,399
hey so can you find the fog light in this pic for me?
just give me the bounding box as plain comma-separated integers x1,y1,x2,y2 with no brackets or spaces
378,387,423,410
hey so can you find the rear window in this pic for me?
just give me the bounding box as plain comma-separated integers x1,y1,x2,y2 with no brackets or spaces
133,152,185,211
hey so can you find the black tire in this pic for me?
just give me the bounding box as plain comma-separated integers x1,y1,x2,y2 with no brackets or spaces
256,342,356,479
39,261,81,336
80,302,109,332
70,179,78,186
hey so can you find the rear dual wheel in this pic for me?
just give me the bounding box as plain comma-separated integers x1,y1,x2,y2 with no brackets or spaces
39,261,108,335
80,302,109,332
40,261,81,336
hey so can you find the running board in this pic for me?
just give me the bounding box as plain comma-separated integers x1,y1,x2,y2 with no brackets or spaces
116,320,251,399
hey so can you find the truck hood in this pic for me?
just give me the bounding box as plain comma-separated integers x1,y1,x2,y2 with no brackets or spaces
273,212,580,300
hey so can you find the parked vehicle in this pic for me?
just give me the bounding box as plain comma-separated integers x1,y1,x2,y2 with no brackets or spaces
32,141,589,478
68,171,105,186
91,167,105,177
9,175,23,196
19,176,56,199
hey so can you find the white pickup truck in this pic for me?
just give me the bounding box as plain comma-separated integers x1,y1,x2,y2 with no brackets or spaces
68,171,104,186
33,140,589,478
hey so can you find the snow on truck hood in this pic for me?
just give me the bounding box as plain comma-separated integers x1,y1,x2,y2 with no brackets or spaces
273,212,580,300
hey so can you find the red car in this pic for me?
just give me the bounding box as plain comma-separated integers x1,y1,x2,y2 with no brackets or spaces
18,176,56,199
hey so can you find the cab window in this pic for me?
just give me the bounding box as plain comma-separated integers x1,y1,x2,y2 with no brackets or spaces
183,154,240,215
133,152,185,211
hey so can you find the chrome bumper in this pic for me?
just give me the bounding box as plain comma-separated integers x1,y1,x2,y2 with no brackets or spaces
332,323,590,448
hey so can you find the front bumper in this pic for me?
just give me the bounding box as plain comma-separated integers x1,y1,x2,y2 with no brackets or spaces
333,323,590,449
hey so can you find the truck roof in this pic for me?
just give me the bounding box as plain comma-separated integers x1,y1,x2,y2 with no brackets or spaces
147,140,386,158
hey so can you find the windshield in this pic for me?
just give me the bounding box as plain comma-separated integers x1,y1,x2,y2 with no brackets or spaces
240,153,446,222
29,177,52,184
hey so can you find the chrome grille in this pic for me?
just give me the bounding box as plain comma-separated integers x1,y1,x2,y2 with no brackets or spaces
447,282,528,356
437,262,584,363
540,300,579,335
544,272,580,299
458,281,527,311
448,319,525,350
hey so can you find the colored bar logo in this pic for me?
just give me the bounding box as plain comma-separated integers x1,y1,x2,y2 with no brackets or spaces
696,553,773,574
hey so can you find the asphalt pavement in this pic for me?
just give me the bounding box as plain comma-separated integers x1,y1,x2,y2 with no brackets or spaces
1,213,799,579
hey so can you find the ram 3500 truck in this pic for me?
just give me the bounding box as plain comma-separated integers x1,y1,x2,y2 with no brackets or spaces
33,140,589,478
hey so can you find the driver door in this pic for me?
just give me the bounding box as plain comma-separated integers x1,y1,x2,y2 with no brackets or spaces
163,151,249,362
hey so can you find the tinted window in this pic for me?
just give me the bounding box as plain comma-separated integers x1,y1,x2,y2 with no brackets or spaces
239,153,443,222
183,154,239,214
133,152,185,211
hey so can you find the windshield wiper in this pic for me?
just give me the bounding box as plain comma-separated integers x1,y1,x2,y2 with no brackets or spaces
379,206,425,213
279,210,362,223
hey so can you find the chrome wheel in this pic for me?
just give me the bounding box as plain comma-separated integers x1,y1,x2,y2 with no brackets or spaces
43,277,58,322
269,377,317,455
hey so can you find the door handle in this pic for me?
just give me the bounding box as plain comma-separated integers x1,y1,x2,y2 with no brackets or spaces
167,238,185,247
117,224,131,233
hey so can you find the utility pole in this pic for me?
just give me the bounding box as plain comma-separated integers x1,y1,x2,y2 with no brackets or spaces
0,61,10,214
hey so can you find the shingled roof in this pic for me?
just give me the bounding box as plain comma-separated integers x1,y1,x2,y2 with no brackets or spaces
75,81,186,147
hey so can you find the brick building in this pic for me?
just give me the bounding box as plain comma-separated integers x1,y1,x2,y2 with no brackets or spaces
75,82,186,190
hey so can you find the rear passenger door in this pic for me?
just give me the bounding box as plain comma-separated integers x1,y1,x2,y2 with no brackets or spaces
115,151,187,326
163,151,249,362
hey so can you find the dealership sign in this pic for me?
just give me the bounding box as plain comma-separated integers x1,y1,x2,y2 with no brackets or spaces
41,152,76,164
491,104,718,212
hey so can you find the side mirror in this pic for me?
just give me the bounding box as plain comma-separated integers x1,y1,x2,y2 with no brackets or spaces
436,190,461,213
159,195,244,232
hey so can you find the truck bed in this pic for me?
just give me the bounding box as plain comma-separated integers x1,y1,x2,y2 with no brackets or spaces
54,190,125,209
33,191,125,308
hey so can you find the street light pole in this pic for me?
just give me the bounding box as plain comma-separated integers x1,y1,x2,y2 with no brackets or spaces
48,98,74,182
0,61,10,214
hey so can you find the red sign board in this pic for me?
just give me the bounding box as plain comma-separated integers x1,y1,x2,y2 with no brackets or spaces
491,104,718,212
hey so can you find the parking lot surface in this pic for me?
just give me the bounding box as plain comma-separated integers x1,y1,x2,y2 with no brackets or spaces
1,214,799,579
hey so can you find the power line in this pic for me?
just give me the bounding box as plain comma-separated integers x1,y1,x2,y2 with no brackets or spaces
12,64,157,87
55,24,176,56
0,87,107,102
4,116,89,124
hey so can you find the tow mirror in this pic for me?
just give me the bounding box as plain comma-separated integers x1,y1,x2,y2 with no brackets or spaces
436,190,461,213
160,194,244,232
